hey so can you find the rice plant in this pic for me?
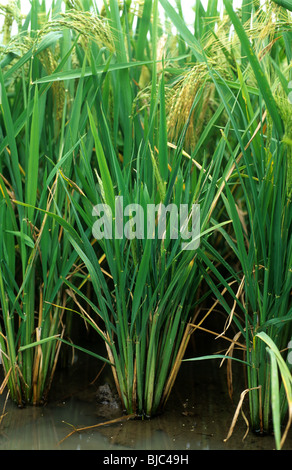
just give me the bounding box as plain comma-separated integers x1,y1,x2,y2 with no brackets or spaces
53,81,239,417
0,0,291,451
219,0,292,444
0,0,115,405
164,0,292,447
27,0,236,416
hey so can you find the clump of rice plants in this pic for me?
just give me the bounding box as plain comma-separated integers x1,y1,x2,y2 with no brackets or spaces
0,0,291,452
57,90,235,417
219,0,292,446
37,0,235,417
0,0,116,405
168,0,292,449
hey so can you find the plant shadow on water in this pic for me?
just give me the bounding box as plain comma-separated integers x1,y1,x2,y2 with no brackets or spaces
0,325,291,451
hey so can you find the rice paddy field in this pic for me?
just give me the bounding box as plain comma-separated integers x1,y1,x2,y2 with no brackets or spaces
0,0,291,452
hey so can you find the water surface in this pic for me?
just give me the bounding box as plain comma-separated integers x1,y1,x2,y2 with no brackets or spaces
1,348,290,451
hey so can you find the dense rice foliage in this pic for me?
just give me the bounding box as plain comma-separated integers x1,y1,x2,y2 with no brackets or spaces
0,0,291,449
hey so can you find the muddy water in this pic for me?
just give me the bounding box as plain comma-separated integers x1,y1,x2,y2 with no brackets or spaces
0,336,291,451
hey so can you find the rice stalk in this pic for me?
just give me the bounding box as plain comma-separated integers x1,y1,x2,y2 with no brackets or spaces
0,2,291,452
157,0,291,448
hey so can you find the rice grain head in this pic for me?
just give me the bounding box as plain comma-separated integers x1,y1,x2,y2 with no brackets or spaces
41,10,115,53
167,63,212,149
0,0,23,45
39,49,65,122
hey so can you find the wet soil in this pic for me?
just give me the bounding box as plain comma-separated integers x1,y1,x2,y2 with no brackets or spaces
0,329,291,451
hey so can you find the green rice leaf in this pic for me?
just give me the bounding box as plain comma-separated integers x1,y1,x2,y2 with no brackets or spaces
87,104,115,211
159,0,204,61
158,70,168,184
5,231,35,249
131,239,151,332
26,86,39,222
272,0,292,11
183,354,251,366
223,0,284,137
0,67,23,201
33,60,156,84
267,348,281,450
19,336,112,365
13,200,82,245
